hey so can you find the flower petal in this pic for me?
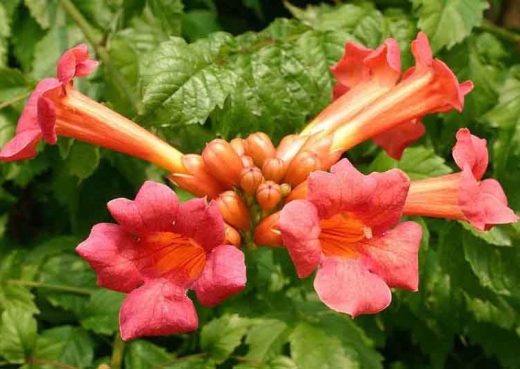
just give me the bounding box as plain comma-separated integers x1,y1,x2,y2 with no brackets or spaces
452,128,488,180
37,96,57,144
459,169,518,230
0,130,41,161
119,279,198,340
278,200,321,278
372,119,426,160
361,221,422,291
330,42,372,94
307,170,343,219
172,198,225,252
57,44,98,84
76,223,142,293
108,180,179,234
314,256,391,317
194,245,246,307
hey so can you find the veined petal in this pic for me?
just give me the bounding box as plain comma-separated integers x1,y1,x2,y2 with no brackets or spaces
314,256,391,317
194,245,246,307
108,181,179,234
119,279,197,340
57,44,98,84
172,198,225,252
76,223,142,293
361,221,422,291
278,200,322,278
452,128,488,180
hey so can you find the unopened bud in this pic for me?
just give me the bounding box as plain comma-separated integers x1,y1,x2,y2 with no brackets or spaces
254,212,282,246
262,158,286,183
286,180,308,202
240,155,255,168
230,138,245,156
276,134,306,162
224,223,242,247
168,154,224,198
280,183,291,197
244,132,276,167
284,151,321,187
299,134,340,171
202,139,244,187
240,167,263,195
217,191,250,230
256,181,282,210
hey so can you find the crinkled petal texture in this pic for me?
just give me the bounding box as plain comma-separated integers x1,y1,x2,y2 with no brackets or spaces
452,128,488,179
279,159,421,317
57,44,99,85
120,279,198,341
0,78,60,161
77,181,246,340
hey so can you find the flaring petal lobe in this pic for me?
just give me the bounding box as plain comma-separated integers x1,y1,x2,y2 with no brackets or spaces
194,245,246,307
361,221,422,291
172,198,225,252
119,279,198,340
452,128,488,180
372,120,426,160
0,130,41,161
278,200,322,278
108,180,179,234
314,256,392,317
57,44,98,84
76,223,142,293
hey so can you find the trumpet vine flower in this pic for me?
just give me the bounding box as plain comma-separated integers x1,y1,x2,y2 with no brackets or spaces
77,181,246,340
0,45,185,174
404,129,518,230
278,159,422,316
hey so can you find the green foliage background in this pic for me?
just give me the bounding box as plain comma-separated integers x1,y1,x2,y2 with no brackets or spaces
0,0,519,368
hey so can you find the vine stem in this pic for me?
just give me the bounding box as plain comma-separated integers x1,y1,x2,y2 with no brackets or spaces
58,0,142,112
110,334,125,369
7,279,94,295
480,20,520,43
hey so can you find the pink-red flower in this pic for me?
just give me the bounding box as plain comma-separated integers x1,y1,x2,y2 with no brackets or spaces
278,159,422,317
404,128,518,230
301,32,473,160
0,44,185,174
76,181,246,340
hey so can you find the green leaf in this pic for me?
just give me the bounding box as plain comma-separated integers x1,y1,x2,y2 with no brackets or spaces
32,326,94,369
245,319,288,361
80,290,124,335
289,322,359,369
461,222,512,247
124,340,171,369
201,314,250,363
24,0,59,29
65,141,100,180
0,307,37,363
0,3,10,67
0,67,32,102
368,146,452,179
148,0,184,36
234,356,297,369
412,0,488,51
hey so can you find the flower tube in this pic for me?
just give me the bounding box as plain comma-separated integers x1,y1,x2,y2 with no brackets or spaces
77,181,246,340
278,159,422,316
0,45,185,174
404,129,518,230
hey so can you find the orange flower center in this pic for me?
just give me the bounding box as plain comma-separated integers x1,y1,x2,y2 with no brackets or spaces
136,232,206,282
319,213,371,258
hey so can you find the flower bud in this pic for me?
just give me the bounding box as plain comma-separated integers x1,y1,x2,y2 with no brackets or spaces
244,132,276,167
280,183,291,197
202,139,244,187
286,180,308,202
256,181,282,210
224,223,242,247
240,155,255,168
254,212,282,246
230,137,245,156
262,157,286,183
284,151,321,187
299,134,341,171
276,134,306,162
216,191,250,230
168,154,224,198
240,167,264,195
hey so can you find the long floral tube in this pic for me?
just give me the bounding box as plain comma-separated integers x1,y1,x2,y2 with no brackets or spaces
0,45,186,175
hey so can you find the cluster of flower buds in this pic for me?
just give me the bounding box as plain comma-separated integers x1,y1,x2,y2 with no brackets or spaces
1,33,517,341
